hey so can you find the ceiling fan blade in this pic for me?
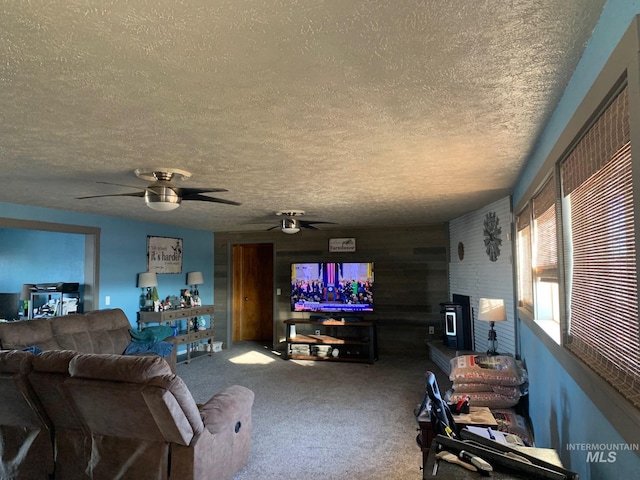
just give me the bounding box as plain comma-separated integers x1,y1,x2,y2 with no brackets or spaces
299,220,336,227
179,187,229,195
76,180,150,199
265,225,279,231
76,191,145,199
181,193,241,206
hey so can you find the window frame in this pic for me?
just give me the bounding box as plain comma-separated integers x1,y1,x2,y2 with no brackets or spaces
515,177,562,344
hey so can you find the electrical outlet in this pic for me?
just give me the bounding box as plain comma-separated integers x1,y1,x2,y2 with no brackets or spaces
429,326,435,335
315,329,321,335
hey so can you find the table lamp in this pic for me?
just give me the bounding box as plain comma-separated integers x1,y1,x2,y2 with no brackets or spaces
477,298,507,356
137,272,157,311
187,271,204,297
20,283,34,317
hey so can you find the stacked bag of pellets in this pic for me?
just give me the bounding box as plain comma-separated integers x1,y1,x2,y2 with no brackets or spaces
446,354,528,409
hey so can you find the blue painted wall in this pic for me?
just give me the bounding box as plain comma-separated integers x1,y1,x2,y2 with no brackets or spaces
0,201,214,326
513,1,640,478
520,323,640,479
0,228,85,291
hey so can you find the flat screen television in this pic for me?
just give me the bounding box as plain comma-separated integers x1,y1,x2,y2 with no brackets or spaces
0,293,20,321
291,262,374,313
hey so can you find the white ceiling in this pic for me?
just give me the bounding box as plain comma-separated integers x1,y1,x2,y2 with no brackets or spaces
0,1,606,232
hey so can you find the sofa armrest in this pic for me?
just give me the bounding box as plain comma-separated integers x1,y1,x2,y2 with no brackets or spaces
199,385,254,435
162,336,178,373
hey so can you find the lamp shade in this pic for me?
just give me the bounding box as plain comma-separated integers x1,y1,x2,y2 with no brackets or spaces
187,271,204,286
20,284,35,301
477,298,507,322
137,272,158,288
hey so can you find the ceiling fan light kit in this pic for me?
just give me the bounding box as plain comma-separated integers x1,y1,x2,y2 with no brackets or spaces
277,210,304,234
145,186,181,211
281,218,301,234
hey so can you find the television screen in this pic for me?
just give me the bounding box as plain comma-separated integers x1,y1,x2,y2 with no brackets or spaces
0,293,20,321
291,262,374,313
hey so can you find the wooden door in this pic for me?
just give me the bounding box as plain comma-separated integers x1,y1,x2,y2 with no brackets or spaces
232,243,274,342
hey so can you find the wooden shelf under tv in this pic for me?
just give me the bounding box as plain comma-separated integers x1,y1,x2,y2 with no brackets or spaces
284,319,377,364
288,334,366,345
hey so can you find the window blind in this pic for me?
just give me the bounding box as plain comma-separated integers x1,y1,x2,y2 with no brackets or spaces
562,88,630,196
516,205,533,309
533,178,557,281
560,86,639,407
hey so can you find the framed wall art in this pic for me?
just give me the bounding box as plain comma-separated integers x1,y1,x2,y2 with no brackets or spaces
328,237,356,252
147,236,183,274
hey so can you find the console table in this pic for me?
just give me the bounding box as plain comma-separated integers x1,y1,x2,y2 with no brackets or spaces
137,305,215,365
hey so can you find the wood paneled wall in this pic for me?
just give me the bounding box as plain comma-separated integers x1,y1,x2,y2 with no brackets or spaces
214,224,448,356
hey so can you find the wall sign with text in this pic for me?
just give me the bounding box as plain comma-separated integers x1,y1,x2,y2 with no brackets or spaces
329,238,356,252
147,236,183,274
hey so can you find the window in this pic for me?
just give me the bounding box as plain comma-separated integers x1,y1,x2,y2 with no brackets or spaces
516,178,561,342
560,86,639,406
516,205,533,311
532,178,558,285
532,178,560,340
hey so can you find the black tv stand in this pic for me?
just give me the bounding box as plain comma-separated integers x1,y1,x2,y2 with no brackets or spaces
285,318,377,363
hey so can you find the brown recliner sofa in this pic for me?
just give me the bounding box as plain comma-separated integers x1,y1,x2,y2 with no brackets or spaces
0,350,54,480
0,350,254,480
29,350,91,479
64,353,255,480
0,308,177,372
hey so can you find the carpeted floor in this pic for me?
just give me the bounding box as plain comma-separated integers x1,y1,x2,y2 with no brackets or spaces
177,341,452,480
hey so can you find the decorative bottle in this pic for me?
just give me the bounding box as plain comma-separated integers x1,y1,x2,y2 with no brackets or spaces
144,288,153,311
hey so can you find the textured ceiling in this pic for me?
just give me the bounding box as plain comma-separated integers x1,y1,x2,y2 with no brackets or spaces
0,1,606,232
